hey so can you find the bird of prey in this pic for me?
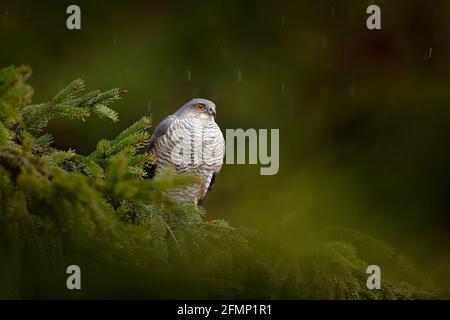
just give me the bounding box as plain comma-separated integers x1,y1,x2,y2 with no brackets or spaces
146,98,225,205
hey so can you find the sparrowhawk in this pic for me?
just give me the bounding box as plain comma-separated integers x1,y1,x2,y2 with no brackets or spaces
147,98,225,205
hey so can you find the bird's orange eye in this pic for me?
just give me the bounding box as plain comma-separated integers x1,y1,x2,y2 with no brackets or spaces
195,103,205,110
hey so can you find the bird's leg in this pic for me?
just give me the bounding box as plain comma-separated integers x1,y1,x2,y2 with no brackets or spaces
204,219,220,225
192,200,217,224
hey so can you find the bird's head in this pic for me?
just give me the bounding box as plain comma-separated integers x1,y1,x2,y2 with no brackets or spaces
174,98,217,120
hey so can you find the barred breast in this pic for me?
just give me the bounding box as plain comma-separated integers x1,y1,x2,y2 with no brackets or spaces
153,118,224,204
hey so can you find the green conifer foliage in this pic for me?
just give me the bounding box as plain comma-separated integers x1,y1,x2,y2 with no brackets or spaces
0,66,447,299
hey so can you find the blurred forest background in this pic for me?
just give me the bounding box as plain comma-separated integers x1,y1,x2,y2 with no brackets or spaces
1,0,449,271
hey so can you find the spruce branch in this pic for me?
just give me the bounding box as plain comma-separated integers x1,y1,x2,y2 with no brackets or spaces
113,116,152,143
34,134,54,149
19,80,126,134
93,104,119,122
52,78,85,104
87,116,152,177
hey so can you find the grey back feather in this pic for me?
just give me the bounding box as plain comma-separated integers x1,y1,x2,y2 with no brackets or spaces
147,115,176,153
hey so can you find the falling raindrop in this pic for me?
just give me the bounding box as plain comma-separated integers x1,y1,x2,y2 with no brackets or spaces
26,6,31,19
237,68,242,82
317,109,322,119
322,36,328,49
187,69,191,81
281,81,285,96
280,15,285,29
147,101,152,112
2,9,8,27
350,84,356,97
423,46,433,61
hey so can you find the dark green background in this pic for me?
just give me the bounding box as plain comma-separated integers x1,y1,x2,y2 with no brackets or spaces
1,0,449,267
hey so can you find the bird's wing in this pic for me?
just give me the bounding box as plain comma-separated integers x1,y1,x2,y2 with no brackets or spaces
145,115,176,178
197,167,222,205
147,115,176,153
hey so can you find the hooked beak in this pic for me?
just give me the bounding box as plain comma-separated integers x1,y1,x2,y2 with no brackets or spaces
208,107,216,118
